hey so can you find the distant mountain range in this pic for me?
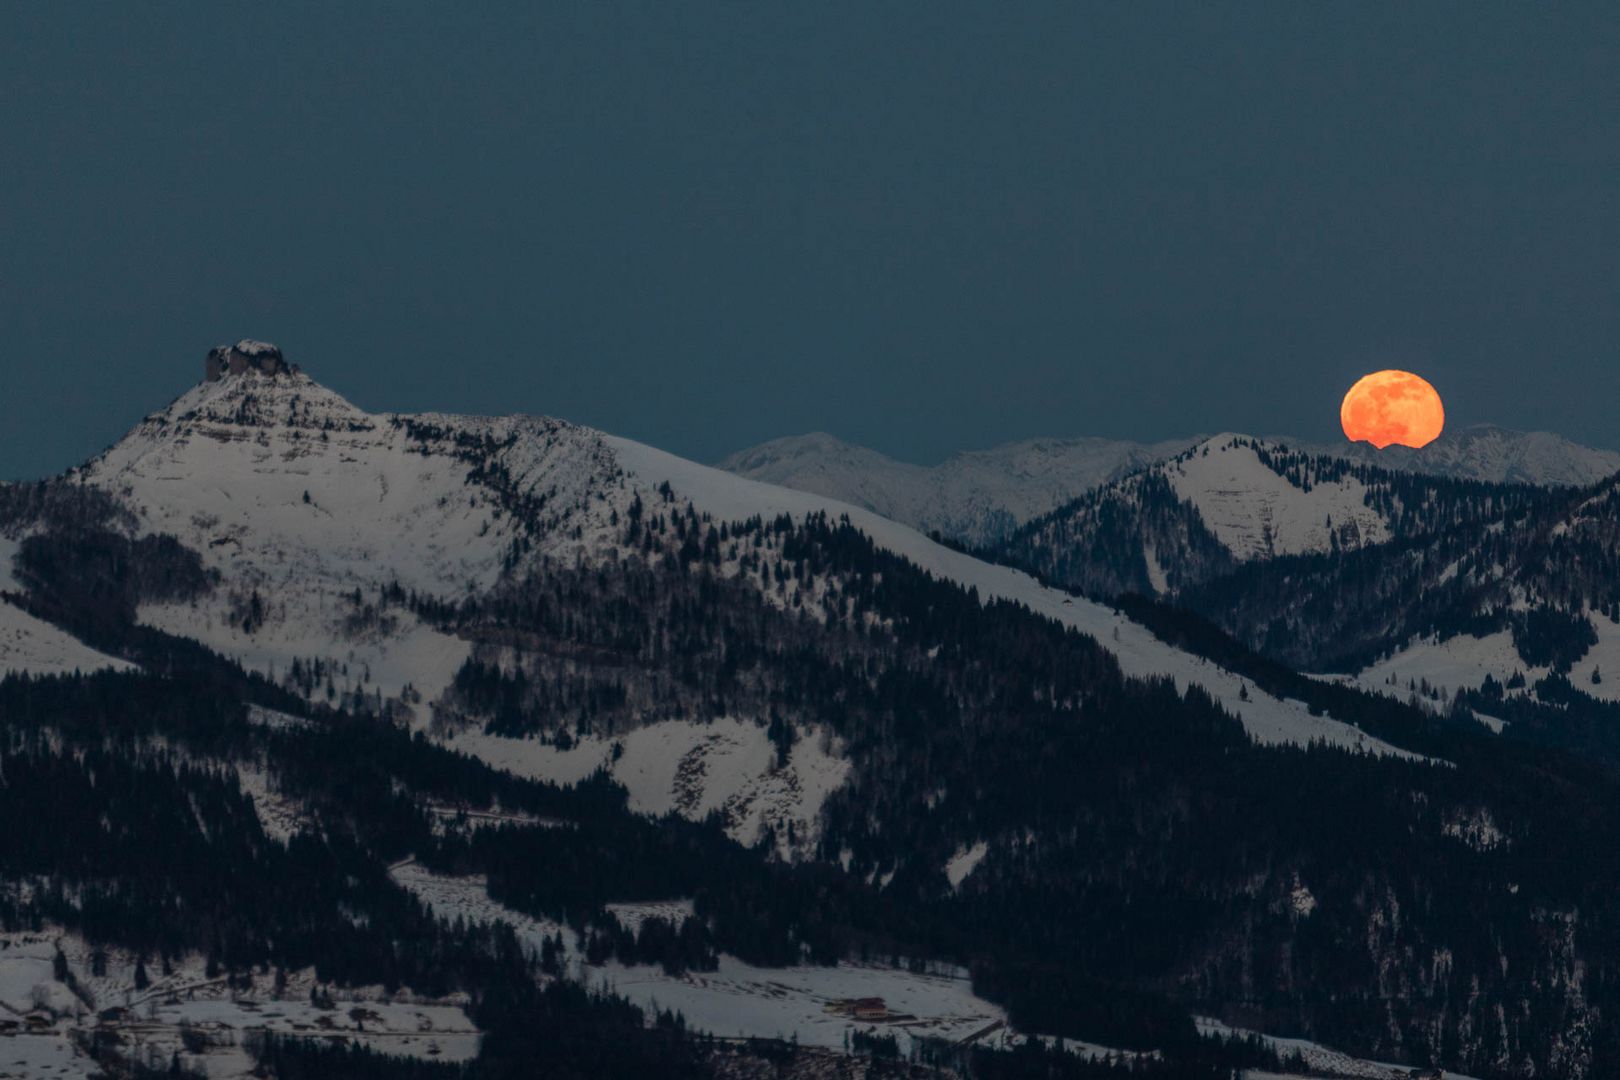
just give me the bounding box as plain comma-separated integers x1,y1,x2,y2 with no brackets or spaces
719,432,1201,547
1289,423,1620,487
722,426,1620,546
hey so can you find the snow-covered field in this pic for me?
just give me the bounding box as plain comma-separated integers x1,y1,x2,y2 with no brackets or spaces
0,538,21,592
0,1033,88,1080
142,997,479,1069
591,955,1004,1054
945,842,988,890
0,929,478,1079
0,940,67,1017
234,758,309,843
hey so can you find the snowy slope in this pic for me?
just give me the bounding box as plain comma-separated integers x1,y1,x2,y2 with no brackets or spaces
1338,631,1539,707
1165,436,1388,559
0,599,134,679
592,954,1005,1054
0,536,131,678
609,436,1425,759
720,432,1196,546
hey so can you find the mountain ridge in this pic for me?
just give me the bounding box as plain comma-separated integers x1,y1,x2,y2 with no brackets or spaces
720,431,1201,546
723,425,1620,548
66,360,1401,766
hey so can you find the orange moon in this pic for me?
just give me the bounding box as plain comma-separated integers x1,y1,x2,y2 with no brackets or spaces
1339,370,1445,449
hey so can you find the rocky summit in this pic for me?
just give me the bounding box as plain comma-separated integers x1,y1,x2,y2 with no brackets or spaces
204,338,299,382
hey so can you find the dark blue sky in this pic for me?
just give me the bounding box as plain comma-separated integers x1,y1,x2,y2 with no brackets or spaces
5,4,1618,479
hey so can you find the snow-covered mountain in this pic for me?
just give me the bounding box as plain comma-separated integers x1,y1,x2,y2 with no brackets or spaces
999,433,1554,600
59,347,1422,802
1185,466,1620,697
66,359,864,854
719,431,1198,547
52,357,1586,790
78,361,626,707
721,426,1620,550
1160,434,1390,560
1296,424,1620,487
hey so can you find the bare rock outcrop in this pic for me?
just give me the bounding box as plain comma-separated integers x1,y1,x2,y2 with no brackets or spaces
204,339,300,382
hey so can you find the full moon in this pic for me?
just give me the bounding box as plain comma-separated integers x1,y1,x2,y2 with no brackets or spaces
1340,370,1445,449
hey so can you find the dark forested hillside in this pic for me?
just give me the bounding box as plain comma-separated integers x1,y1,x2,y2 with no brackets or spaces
1177,475,1619,676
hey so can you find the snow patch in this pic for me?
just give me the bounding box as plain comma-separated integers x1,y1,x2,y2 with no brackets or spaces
945,842,988,890
442,717,850,853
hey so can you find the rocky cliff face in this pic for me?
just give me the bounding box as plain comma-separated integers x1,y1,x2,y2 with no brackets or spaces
204,339,299,381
